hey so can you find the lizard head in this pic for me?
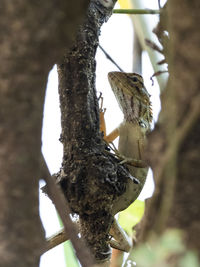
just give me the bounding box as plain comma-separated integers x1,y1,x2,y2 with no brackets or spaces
108,72,152,127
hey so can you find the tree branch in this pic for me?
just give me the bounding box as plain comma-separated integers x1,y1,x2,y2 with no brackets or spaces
113,9,160,15
55,0,135,262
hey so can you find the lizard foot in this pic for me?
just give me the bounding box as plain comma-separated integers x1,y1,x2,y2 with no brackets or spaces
105,142,147,168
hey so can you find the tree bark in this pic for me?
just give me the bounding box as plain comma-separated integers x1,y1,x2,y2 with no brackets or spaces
0,1,89,266
166,0,200,255
136,0,200,259
56,0,137,262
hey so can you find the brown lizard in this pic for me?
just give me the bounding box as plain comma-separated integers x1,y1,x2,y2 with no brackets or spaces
100,71,152,252
105,71,152,214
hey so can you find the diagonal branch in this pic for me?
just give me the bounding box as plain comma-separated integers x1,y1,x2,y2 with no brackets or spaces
41,158,94,267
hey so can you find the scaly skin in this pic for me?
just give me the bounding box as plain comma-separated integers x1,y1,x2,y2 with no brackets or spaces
107,71,152,215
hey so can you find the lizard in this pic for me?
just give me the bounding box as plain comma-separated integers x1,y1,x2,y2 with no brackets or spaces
100,71,152,251
45,71,152,254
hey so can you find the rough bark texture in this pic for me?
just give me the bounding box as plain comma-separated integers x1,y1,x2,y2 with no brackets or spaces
166,0,200,255
56,0,137,262
0,1,89,266
136,0,200,259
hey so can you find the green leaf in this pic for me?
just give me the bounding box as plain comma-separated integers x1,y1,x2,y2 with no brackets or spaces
118,199,145,235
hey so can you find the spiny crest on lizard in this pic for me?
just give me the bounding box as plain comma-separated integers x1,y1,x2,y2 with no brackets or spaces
108,72,153,129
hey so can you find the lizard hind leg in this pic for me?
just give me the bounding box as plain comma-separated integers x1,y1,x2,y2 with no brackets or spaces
99,94,107,136
98,93,119,142
110,218,132,253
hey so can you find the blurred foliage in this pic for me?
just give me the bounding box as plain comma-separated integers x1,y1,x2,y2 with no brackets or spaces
125,229,200,267
118,199,145,235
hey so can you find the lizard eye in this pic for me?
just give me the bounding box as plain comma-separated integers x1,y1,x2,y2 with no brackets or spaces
131,76,138,82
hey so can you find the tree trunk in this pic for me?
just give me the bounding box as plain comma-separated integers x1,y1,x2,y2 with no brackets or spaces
136,0,200,259
0,1,89,266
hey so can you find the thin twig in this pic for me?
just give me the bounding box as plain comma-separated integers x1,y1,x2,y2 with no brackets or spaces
99,45,124,72
150,70,168,85
113,9,160,15
45,227,131,253
145,39,163,53
46,229,69,252
158,0,161,9
157,59,167,65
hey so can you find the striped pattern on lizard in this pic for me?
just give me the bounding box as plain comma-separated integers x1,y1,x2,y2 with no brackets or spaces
100,72,152,252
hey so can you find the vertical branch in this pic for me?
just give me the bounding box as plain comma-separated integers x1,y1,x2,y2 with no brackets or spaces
56,0,133,262
132,30,142,74
57,2,112,260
